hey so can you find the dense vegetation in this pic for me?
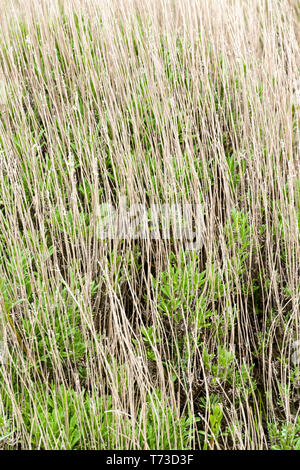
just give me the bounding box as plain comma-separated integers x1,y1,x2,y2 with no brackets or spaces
0,0,299,449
